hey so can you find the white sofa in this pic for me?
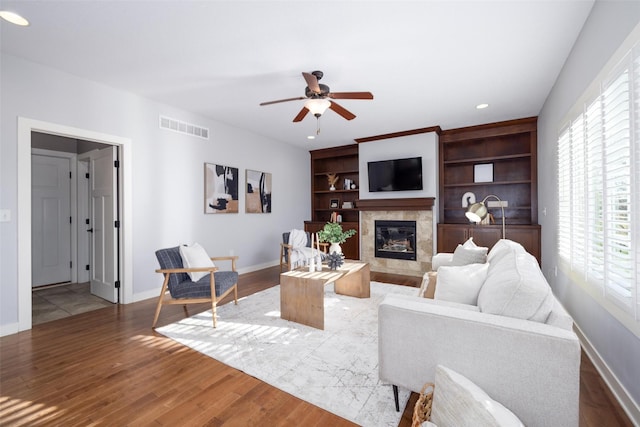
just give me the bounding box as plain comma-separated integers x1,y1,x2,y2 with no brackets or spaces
378,239,581,427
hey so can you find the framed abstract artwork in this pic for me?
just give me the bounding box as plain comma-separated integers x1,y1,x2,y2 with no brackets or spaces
245,169,272,213
204,163,239,213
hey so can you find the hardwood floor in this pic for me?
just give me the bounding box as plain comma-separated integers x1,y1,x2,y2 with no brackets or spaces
0,266,633,426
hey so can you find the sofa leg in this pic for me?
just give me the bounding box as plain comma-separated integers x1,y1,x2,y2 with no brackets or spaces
393,385,399,412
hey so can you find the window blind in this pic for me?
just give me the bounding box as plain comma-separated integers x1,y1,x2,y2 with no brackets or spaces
557,41,639,325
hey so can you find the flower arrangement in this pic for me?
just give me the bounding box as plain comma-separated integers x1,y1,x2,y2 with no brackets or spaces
326,173,339,190
317,222,357,244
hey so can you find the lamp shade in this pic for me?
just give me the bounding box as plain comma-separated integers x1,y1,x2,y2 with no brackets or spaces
305,98,331,117
465,202,488,223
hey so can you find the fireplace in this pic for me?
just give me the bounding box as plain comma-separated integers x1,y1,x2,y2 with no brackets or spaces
375,220,417,261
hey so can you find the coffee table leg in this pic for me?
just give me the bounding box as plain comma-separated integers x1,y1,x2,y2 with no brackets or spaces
334,263,370,298
280,275,325,329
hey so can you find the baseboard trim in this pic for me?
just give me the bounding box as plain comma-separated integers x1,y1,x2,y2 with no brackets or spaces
574,323,640,426
0,322,20,337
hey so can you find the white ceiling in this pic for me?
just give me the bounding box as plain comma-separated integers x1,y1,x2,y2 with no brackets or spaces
0,1,594,150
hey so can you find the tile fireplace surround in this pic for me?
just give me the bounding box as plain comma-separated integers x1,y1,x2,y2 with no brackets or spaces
358,198,435,276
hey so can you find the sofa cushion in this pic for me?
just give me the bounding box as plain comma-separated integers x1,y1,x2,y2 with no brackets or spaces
451,244,488,266
431,365,524,427
486,239,526,265
435,263,489,305
478,251,554,323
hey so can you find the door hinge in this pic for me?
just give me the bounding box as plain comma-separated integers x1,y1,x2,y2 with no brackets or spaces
86,264,90,271
70,216,72,224
70,261,73,268
85,172,90,179
114,220,120,228
114,160,120,168
115,280,121,289
86,218,90,225
69,171,72,179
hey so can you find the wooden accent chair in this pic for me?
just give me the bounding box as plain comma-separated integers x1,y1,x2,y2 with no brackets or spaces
280,230,328,272
153,246,238,328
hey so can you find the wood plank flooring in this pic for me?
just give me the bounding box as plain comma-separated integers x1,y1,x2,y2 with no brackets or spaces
0,266,633,426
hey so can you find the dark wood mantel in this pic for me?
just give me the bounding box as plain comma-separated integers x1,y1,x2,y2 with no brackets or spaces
356,197,435,211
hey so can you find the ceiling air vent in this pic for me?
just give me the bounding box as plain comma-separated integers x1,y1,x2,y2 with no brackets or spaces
159,115,209,140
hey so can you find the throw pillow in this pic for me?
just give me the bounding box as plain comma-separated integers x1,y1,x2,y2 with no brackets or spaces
486,239,525,264
434,263,489,305
451,244,488,266
419,271,438,299
179,242,215,282
431,365,524,427
462,237,477,249
477,251,554,323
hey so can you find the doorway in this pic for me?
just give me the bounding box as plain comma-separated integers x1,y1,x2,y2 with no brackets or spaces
30,133,119,323
17,118,133,332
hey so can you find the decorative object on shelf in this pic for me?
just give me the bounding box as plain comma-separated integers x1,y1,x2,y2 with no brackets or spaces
351,182,357,189
326,251,344,270
344,178,352,190
204,163,239,214
336,214,342,223
329,198,340,209
465,194,506,238
317,221,357,255
461,191,476,208
342,201,353,209
245,169,272,213
473,163,494,183
326,173,339,190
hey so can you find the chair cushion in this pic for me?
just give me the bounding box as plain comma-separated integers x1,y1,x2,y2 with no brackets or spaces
179,243,215,281
170,271,239,299
155,247,189,288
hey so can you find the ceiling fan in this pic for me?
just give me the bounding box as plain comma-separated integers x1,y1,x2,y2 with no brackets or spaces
259,71,374,123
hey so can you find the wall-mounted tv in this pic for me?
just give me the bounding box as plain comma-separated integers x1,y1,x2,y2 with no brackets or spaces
367,156,423,192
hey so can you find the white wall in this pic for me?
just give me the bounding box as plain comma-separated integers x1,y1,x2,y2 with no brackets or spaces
0,54,310,333
357,132,438,200
538,0,640,419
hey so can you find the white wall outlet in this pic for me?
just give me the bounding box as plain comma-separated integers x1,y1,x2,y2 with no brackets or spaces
0,209,10,222
486,200,508,208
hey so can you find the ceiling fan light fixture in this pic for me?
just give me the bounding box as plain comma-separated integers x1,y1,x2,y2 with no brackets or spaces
305,98,331,117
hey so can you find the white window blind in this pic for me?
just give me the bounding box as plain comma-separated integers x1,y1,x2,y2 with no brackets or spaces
557,41,639,326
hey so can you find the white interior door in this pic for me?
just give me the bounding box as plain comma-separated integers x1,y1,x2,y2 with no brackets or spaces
31,154,72,287
89,146,119,303
77,159,91,283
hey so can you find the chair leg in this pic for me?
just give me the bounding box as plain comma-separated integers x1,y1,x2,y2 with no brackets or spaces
393,385,399,412
233,284,238,305
152,276,170,328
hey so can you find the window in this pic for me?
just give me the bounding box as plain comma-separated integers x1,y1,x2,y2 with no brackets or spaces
557,40,640,333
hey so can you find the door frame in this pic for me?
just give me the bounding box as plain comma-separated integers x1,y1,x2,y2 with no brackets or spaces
17,117,133,332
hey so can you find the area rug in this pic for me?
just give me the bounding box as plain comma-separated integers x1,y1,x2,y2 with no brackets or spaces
156,281,416,426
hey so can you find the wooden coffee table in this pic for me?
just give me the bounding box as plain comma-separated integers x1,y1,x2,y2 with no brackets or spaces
279,261,370,330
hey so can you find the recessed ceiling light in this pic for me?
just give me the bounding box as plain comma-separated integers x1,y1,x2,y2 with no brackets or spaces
0,11,29,26
307,135,315,140
476,103,489,110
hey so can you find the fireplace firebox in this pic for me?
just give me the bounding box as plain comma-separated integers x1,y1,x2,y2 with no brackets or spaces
374,220,417,261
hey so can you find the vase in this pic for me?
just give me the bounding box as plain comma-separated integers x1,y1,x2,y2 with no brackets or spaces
329,242,342,255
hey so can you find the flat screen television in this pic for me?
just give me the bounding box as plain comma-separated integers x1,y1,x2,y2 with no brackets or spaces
367,156,423,192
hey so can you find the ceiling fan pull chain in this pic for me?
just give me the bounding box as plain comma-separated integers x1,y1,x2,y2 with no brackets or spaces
316,117,321,135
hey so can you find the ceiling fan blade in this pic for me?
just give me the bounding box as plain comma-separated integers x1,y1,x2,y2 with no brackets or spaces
329,101,356,121
293,107,310,122
260,96,306,106
302,72,321,94
329,91,374,100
